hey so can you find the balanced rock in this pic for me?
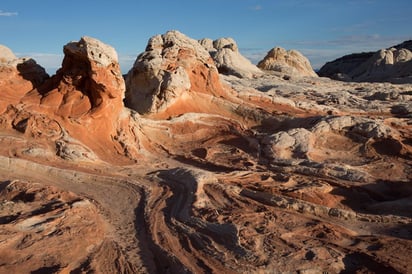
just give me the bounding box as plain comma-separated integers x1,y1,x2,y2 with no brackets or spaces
37,36,125,119
0,45,49,111
257,47,318,77
200,37,262,78
125,30,225,114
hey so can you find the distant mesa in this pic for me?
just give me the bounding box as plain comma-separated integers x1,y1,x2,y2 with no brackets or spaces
318,40,412,84
257,47,318,78
199,37,262,79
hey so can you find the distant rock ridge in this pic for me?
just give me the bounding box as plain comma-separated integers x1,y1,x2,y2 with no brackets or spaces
199,37,262,78
257,47,318,77
318,40,412,83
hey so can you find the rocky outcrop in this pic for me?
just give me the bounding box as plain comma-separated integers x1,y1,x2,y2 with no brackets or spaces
200,37,262,78
125,30,226,115
0,37,133,164
35,36,125,119
317,52,375,81
257,47,318,77
0,45,49,112
318,40,412,83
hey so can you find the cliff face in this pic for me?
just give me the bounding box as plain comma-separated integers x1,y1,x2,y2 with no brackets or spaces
318,40,412,83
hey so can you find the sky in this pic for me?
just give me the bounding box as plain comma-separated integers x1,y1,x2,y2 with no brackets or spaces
1,0,412,74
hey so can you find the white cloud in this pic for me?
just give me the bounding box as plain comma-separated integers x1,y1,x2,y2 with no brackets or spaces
0,10,18,16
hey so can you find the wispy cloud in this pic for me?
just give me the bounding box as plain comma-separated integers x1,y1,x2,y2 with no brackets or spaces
0,10,18,16
250,5,262,11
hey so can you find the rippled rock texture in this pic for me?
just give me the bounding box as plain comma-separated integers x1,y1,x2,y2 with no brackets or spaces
0,32,411,273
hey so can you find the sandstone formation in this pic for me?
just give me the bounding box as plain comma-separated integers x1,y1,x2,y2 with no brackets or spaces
319,40,412,83
1,37,136,164
0,31,411,273
35,36,125,119
257,47,318,77
0,45,49,112
125,30,226,115
200,37,262,78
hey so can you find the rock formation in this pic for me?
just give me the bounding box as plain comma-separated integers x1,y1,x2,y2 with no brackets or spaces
1,37,135,163
0,45,49,112
34,36,125,119
200,37,262,78
318,40,412,83
257,47,318,77
0,31,411,274
125,30,226,115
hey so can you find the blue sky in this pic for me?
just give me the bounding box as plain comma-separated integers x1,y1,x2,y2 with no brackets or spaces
1,0,411,74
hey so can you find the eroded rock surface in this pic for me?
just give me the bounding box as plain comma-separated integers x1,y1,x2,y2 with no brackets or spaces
125,30,226,115
319,40,412,83
0,45,49,112
35,36,125,118
258,47,318,77
0,31,411,273
200,37,262,78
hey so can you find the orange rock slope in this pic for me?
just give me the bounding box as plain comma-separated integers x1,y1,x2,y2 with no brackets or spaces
0,31,411,273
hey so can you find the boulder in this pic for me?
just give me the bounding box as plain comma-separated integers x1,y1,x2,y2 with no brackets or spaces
257,47,318,77
201,37,262,78
125,30,225,114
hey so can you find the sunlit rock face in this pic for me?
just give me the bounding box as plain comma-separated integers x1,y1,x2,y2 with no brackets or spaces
125,30,225,115
199,37,262,78
0,45,49,112
257,47,318,77
37,36,125,119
